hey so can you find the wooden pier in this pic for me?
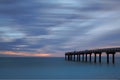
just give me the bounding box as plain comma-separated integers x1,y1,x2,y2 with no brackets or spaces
65,47,120,64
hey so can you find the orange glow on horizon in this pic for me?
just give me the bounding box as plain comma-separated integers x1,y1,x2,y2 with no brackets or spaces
0,51,52,57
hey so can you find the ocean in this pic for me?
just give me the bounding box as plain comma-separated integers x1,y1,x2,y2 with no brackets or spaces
0,57,120,79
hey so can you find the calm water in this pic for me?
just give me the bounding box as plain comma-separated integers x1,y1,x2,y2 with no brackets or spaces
0,57,120,79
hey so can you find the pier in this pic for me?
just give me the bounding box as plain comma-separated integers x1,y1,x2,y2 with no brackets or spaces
65,47,120,64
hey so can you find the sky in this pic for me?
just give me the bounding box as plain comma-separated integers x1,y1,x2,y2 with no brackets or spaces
0,0,120,57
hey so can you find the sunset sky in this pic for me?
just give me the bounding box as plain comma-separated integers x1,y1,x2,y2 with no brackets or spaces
0,0,120,57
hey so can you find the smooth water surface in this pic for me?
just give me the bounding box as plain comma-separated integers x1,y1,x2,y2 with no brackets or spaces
0,57,120,79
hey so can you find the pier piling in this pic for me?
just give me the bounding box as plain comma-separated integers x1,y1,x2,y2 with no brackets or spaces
74,54,75,61
89,54,92,62
85,54,87,62
99,53,101,63
94,53,96,63
107,54,109,64
82,54,84,62
79,54,81,61
112,53,115,64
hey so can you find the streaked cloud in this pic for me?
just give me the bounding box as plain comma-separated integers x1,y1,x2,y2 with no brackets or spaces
0,26,25,42
0,0,120,57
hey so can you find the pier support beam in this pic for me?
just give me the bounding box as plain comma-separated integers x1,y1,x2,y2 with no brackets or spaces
70,55,71,61
70,55,72,61
68,55,70,61
79,55,81,61
68,55,69,61
112,53,115,64
76,55,78,61
66,55,67,60
74,54,75,61
77,54,79,61
94,54,96,63
77,55,79,61
69,55,70,61
99,53,101,63
85,54,87,62
107,54,109,64
89,54,92,62
82,54,84,62
65,55,66,60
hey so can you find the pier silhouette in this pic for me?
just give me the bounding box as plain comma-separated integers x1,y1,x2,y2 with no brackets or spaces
65,47,120,64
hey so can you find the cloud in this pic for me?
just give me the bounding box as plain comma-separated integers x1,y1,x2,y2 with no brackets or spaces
0,0,120,57
0,26,26,42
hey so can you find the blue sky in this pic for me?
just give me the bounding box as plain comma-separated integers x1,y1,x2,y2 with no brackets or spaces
0,0,120,57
